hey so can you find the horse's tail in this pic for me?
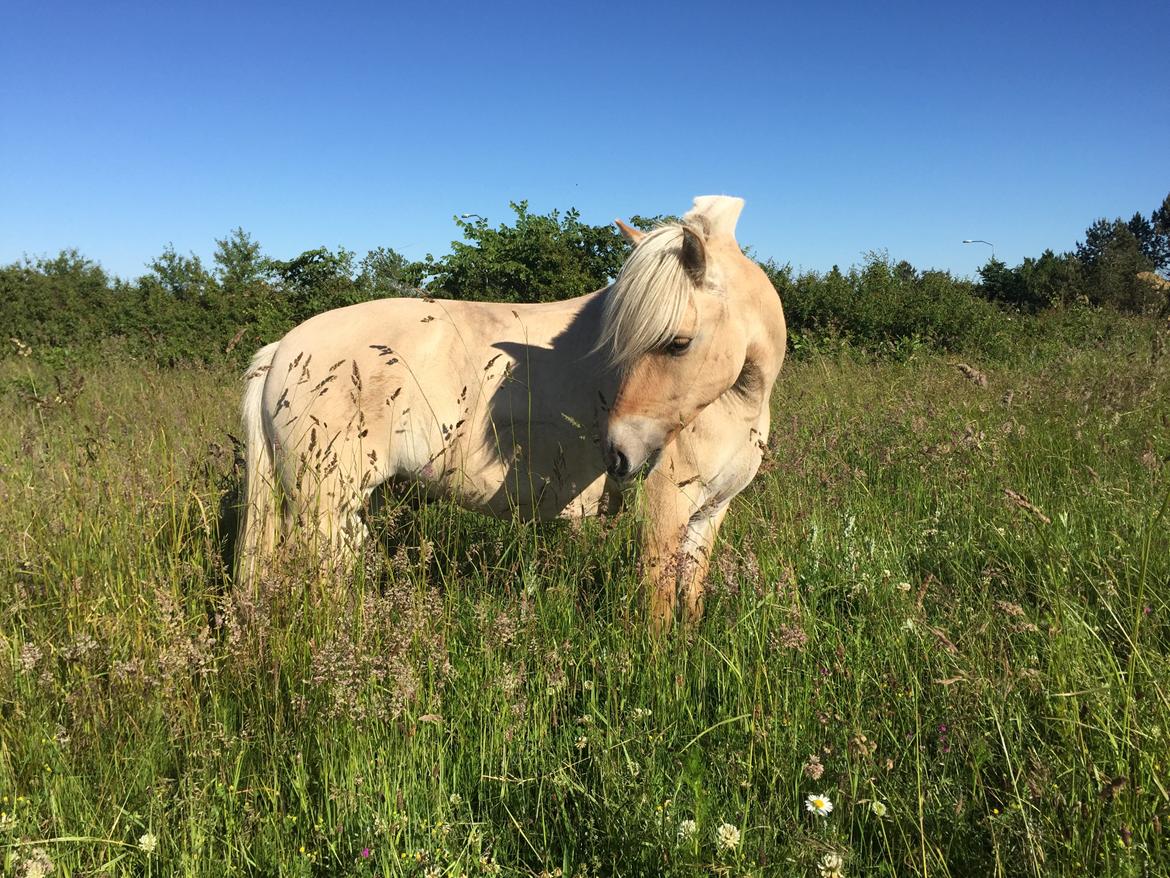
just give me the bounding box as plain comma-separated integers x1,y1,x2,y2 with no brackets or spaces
237,341,282,586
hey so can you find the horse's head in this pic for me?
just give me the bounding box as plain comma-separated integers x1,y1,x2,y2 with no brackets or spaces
599,196,785,481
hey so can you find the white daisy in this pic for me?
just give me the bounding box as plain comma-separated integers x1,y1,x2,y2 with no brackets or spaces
805,793,834,817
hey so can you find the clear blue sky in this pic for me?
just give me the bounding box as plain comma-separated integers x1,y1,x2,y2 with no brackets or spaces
2,0,1167,281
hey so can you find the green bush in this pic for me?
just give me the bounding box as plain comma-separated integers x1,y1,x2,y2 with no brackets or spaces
0,250,118,350
416,201,633,302
763,253,1006,357
5,200,1165,369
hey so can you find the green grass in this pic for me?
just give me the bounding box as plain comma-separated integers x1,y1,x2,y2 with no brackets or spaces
1,322,1168,876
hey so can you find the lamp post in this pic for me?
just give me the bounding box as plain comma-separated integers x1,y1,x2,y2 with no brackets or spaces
962,239,995,261
460,213,484,222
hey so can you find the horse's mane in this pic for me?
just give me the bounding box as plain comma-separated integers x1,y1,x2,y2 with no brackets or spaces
597,222,700,370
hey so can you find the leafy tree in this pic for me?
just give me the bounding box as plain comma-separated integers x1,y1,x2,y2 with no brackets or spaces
208,228,285,348
1075,218,1121,269
757,258,793,295
1016,250,1085,308
0,250,115,348
1071,195,1168,312
628,214,679,232
1076,194,1169,275
977,257,1030,308
358,246,422,297
1148,193,1170,272
148,245,210,301
267,246,368,323
894,260,918,284
1088,227,1158,313
423,202,630,302
979,251,1085,311
214,228,267,289
1126,212,1157,263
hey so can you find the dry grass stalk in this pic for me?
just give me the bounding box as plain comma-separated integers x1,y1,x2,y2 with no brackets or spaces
1003,488,1052,524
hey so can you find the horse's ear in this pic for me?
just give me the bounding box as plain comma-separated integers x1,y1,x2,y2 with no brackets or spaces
680,225,707,285
615,219,645,244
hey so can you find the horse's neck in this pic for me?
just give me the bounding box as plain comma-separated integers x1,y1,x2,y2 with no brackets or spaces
496,288,618,417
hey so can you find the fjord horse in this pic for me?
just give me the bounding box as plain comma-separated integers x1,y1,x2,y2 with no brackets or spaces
239,195,786,626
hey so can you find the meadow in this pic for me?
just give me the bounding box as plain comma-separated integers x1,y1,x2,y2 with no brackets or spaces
1,315,1168,877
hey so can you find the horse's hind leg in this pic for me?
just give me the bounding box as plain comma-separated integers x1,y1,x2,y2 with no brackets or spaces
292,468,369,577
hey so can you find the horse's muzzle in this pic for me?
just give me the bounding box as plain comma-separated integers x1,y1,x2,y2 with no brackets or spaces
605,415,666,482
605,443,631,480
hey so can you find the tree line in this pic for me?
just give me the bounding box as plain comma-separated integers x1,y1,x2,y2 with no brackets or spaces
2,195,1167,367
978,194,1169,313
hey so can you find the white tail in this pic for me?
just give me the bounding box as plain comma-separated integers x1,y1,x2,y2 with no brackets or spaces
237,341,281,586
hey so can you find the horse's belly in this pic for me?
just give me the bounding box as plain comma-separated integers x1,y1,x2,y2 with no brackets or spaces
435,448,614,521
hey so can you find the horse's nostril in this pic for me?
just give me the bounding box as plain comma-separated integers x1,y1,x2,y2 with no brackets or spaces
606,444,630,479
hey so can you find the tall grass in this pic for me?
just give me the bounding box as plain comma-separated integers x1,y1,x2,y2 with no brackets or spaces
1,321,1167,876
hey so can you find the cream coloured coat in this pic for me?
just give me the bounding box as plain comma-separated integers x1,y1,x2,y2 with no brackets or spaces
239,195,786,626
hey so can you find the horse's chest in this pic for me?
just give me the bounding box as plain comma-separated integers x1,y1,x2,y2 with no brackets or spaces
706,435,765,503
683,404,768,506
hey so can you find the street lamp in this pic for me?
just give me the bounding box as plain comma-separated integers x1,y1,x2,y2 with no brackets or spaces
460,213,484,222
962,239,995,261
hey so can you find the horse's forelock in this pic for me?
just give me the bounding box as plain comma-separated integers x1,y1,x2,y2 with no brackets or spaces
597,223,702,370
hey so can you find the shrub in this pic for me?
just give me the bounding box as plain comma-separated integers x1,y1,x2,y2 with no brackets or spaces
763,253,1006,357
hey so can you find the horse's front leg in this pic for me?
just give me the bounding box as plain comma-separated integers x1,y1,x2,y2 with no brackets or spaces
640,477,688,629
678,502,730,625
640,464,723,630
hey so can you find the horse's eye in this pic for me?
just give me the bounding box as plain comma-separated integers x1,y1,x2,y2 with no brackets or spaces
666,337,693,355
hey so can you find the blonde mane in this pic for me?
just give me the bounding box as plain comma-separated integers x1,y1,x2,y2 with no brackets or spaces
598,222,701,369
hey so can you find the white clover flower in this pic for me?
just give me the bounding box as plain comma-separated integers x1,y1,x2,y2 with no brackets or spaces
575,735,588,750
819,851,845,878
805,793,834,817
870,800,887,817
138,832,159,854
448,792,463,806
22,847,54,878
715,822,740,851
677,818,697,842
630,707,652,721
